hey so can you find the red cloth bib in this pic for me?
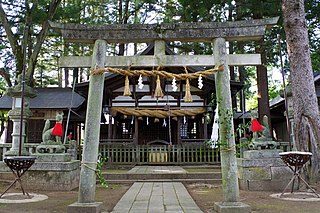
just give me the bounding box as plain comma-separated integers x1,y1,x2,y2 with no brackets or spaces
251,119,264,132
52,122,63,136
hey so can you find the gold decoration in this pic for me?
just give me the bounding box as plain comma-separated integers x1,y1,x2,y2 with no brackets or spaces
184,78,192,102
123,75,131,96
154,75,164,98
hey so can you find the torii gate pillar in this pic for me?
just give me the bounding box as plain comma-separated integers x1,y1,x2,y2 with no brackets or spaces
68,39,106,213
213,38,251,213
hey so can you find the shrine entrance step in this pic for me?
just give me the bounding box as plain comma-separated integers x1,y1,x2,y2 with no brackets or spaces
102,165,222,184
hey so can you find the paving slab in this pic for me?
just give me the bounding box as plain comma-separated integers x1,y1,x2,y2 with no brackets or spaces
111,182,203,213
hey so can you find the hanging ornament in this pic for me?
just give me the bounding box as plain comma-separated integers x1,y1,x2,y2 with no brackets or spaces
131,116,134,124
154,118,160,123
172,77,178,92
104,114,110,125
210,105,219,149
123,75,132,96
147,117,149,125
183,116,187,124
154,75,164,98
138,74,144,89
184,78,192,102
198,74,203,89
162,118,167,127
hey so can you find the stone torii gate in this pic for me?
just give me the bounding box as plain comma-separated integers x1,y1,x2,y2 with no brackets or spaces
50,17,278,213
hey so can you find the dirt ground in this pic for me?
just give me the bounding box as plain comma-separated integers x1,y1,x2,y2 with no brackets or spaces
0,181,131,213
0,181,320,213
186,183,320,213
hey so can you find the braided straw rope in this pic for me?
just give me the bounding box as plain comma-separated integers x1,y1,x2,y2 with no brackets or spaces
91,65,224,80
111,107,206,118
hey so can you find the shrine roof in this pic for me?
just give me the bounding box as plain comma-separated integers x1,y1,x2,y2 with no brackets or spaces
0,87,85,110
270,73,320,110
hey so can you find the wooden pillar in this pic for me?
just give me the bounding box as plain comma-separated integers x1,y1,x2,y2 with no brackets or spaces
107,118,112,140
204,115,208,139
213,38,250,212
69,39,106,212
177,117,181,144
134,117,139,144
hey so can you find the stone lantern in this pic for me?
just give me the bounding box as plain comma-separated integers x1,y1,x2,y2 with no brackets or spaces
4,75,36,156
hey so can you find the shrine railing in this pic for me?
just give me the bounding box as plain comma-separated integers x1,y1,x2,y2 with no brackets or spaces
99,143,220,165
0,141,291,164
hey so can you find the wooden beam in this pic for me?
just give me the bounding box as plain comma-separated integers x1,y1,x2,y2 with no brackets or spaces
59,54,261,68
49,17,279,43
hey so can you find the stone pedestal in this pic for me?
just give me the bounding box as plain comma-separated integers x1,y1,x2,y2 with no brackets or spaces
21,153,80,191
214,202,251,213
0,154,80,191
238,150,292,191
67,202,103,213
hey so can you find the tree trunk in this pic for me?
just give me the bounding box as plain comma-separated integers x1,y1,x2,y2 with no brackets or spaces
282,0,320,183
252,0,272,129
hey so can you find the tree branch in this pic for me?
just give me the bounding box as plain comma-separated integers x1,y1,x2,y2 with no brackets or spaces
26,0,61,84
0,3,21,60
0,68,12,87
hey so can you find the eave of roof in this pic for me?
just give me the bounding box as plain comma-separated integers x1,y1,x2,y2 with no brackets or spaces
0,87,85,110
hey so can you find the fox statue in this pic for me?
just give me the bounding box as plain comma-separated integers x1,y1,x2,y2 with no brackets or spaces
42,112,64,144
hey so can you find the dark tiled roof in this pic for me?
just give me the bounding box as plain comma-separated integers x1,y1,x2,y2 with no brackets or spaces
0,87,85,110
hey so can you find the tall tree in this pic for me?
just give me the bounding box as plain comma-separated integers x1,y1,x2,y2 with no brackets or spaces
0,0,61,87
282,0,320,182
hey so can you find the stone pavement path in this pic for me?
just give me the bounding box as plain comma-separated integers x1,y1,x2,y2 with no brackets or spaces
111,182,203,213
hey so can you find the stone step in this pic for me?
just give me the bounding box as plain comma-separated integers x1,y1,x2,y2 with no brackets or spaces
103,172,221,180
106,179,222,185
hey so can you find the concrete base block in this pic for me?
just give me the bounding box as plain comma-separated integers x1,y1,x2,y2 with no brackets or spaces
23,160,80,191
32,153,71,162
213,202,251,213
243,149,282,159
67,202,103,213
237,155,291,191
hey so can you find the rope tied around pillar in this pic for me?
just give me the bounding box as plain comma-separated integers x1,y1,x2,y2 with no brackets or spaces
220,145,236,152
81,161,98,172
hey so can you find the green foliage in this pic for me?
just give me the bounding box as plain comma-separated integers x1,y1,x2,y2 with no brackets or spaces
218,107,234,147
236,122,251,137
96,154,108,188
1,0,319,98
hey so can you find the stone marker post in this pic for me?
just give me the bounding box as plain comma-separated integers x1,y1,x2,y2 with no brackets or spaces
68,39,106,213
213,38,251,213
